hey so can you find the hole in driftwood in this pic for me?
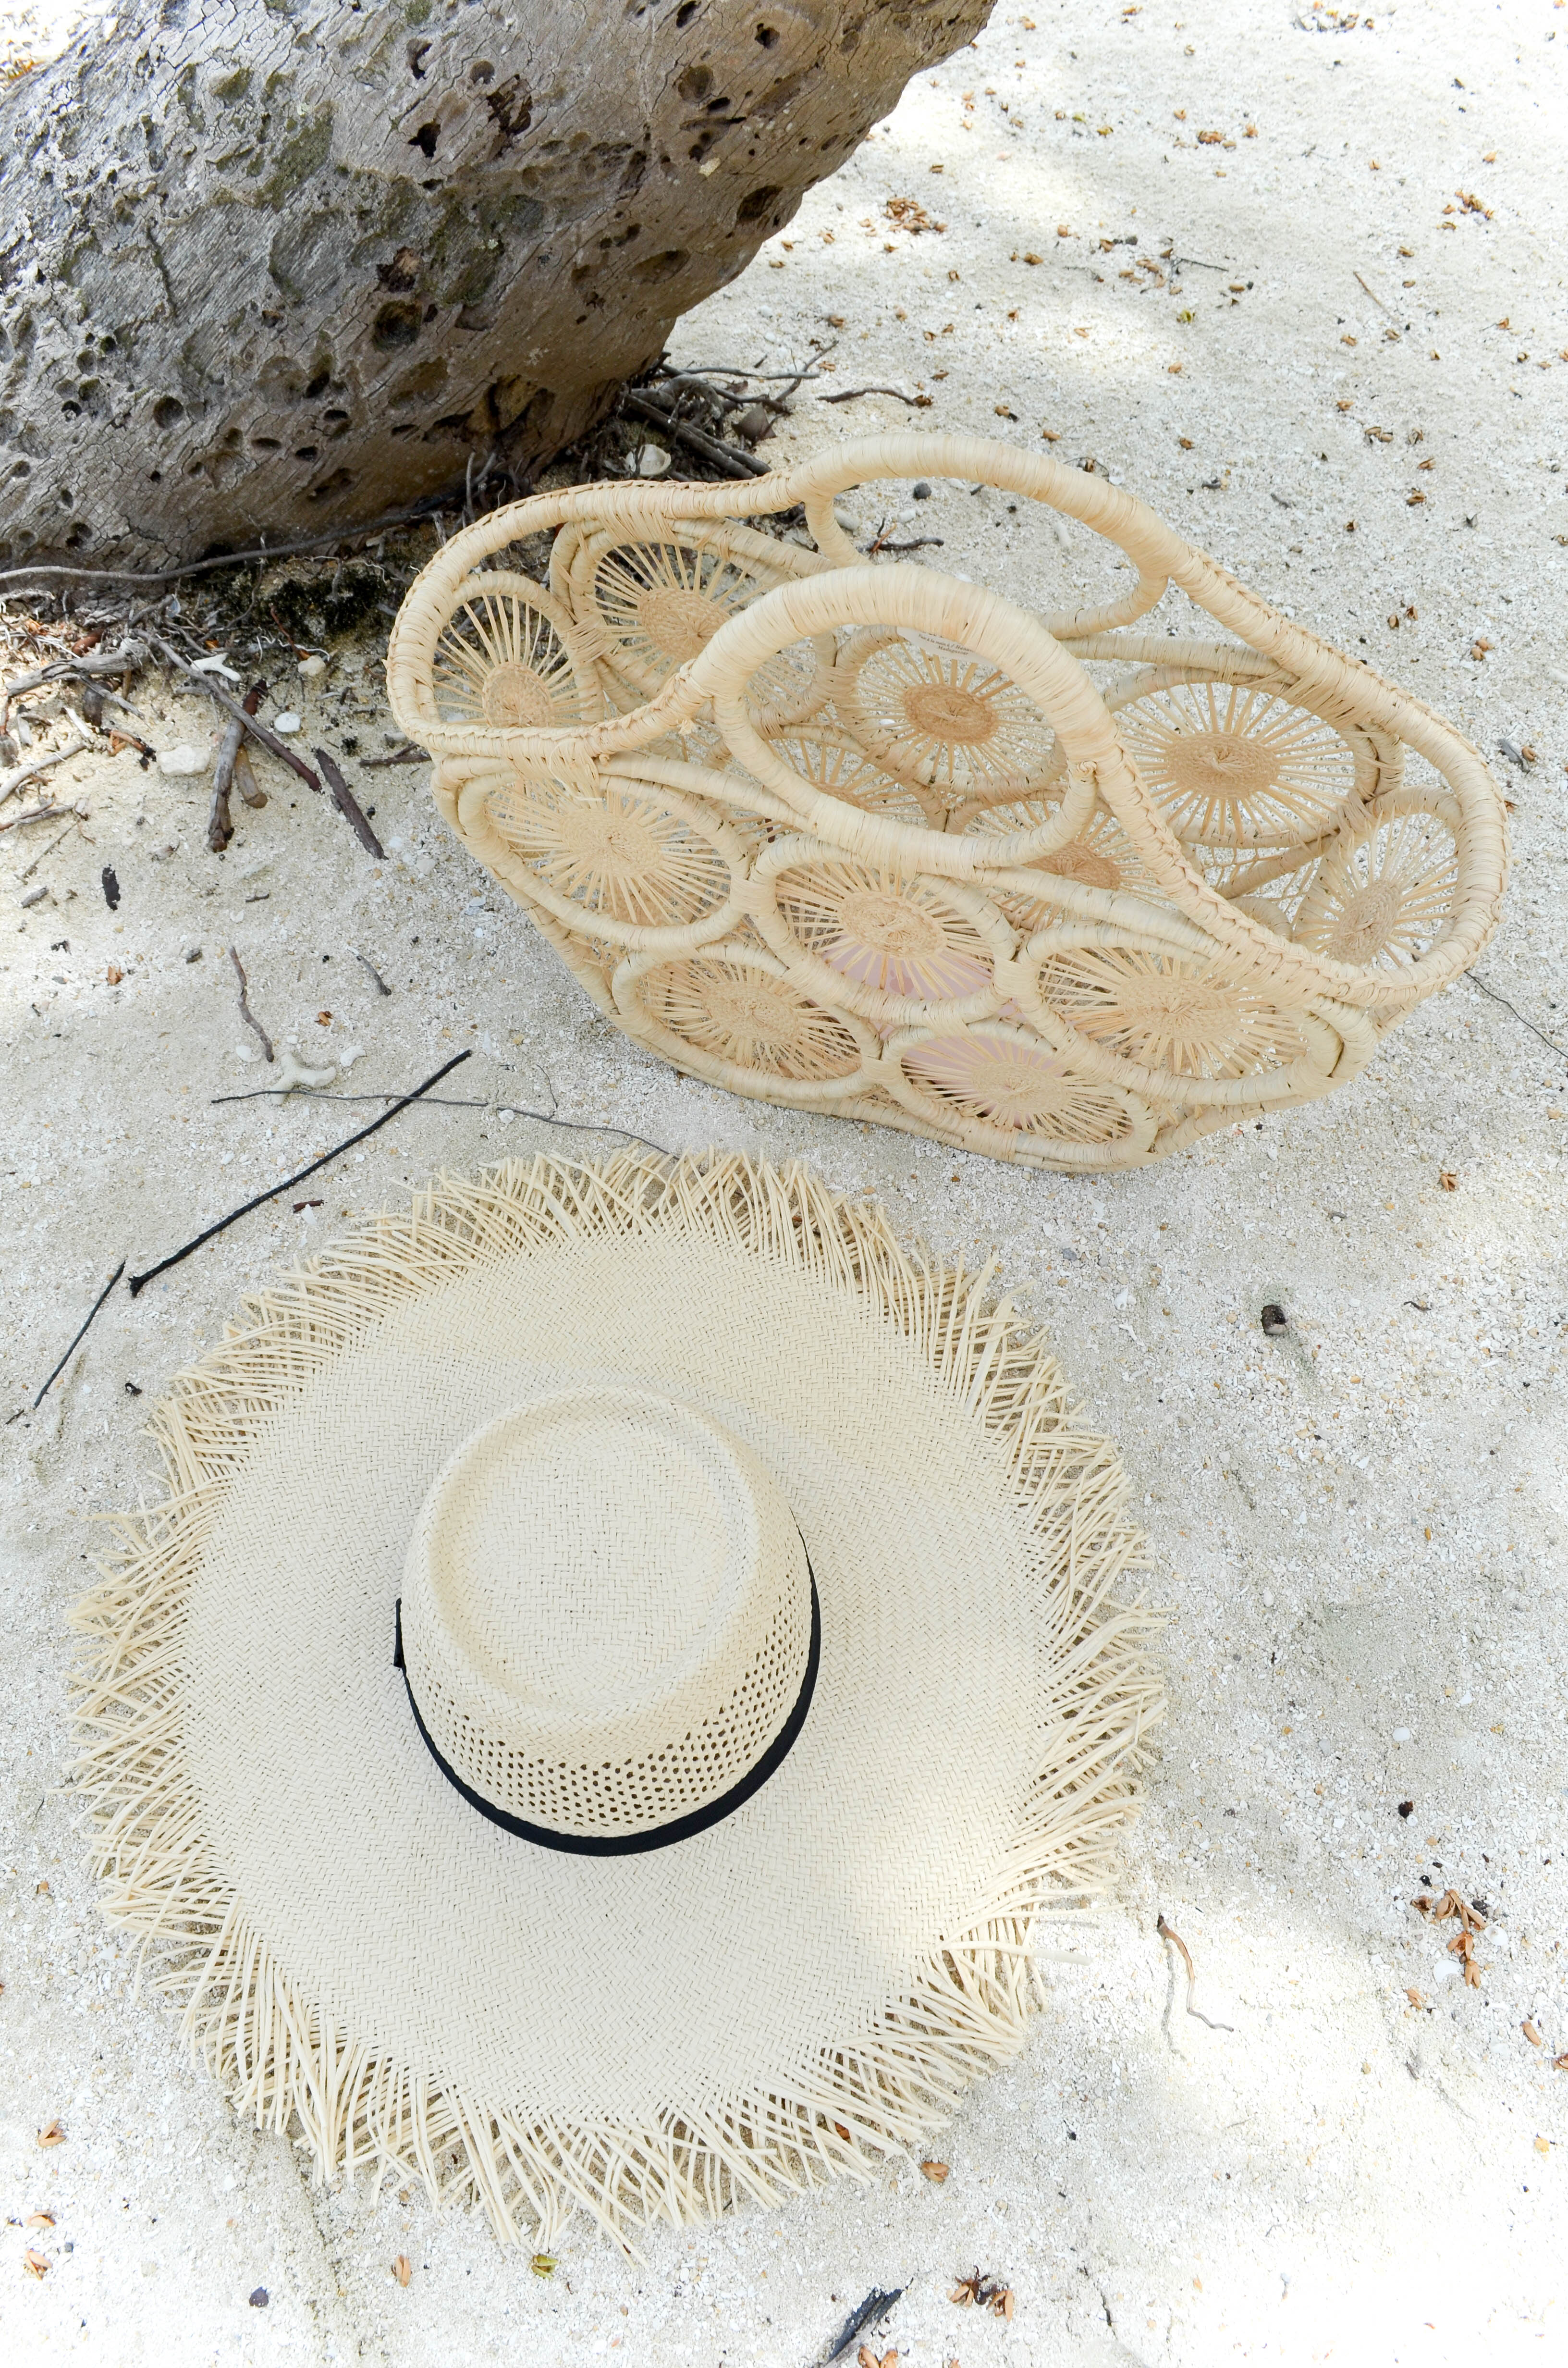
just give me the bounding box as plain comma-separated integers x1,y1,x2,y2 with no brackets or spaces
153,395,184,430
410,120,441,160
735,184,783,223
372,303,422,351
633,248,689,282
756,19,780,44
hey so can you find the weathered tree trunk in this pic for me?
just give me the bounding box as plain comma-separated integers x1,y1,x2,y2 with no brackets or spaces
0,0,991,574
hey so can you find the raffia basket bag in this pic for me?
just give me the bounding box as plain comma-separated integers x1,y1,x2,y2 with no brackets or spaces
386,432,1508,1171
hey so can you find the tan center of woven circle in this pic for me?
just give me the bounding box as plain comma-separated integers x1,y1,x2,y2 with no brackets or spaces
1325,879,1402,961
1159,730,1277,796
701,973,811,1050
401,1388,813,1838
1039,841,1122,891
549,797,664,877
975,1061,1061,1117
481,662,560,727
834,888,949,961
900,679,998,745
636,585,727,661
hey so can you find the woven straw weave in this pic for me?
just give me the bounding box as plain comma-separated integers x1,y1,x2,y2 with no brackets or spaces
403,1389,814,1836
72,1155,1161,2250
387,432,1508,1170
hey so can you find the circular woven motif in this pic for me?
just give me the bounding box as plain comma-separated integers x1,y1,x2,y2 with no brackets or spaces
757,849,1010,1025
884,1024,1158,1166
1114,678,1368,848
1026,934,1342,1103
614,945,877,1100
571,527,830,727
1291,793,1460,970
841,632,1061,807
72,1157,1160,2250
430,574,600,732
484,774,742,949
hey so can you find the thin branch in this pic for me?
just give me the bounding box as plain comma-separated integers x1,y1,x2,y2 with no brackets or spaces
229,946,274,1063
128,1050,474,1295
361,743,425,768
0,504,451,594
206,1082,674,1160
32,1262,125,1409
0,795,86,835
314,746,385,859
18,820,77,882
0,736,90,808
1353,268,1399,321
1158,1913,1234,2032
818,385,926,406
1467,972,1568,1062
349,947,392,996
0,647,146,727
621,388,770,479
211,1089,485,1107
208,717,242,853
150,637,321,792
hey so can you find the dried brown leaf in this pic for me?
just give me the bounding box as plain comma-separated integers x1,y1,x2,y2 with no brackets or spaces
1523,2020,1543,2047
23,2250,49,2279
393,2255,412,2288
920,2159,951,2182
25,2212,55,2229
36,2120,64,2148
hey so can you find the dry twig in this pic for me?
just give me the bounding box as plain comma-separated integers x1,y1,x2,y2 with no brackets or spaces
128,1049,474,1295
314,746,385,859
229,946,275,1064
1158,1912,1235,2030
31,1261,125,1410
0,736,90,807
152,637,321,793
349,947,392,996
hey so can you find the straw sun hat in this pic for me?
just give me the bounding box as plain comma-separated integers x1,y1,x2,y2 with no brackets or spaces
74,1154,1161,2249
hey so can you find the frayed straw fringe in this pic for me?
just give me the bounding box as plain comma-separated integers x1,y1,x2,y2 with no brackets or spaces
71,1153,1163,2253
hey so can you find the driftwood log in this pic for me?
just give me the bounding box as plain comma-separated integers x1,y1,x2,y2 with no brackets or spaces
0,0,991,576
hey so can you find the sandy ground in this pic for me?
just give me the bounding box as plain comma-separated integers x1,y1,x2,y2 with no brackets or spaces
4,0,1568,2361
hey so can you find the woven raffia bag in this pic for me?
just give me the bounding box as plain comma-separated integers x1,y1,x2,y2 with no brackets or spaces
386,433,1509,1171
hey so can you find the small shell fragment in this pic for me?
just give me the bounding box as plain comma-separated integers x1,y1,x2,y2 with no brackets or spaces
157,744,209,777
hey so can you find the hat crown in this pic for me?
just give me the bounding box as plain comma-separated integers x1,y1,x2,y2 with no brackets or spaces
401,1389,814,1843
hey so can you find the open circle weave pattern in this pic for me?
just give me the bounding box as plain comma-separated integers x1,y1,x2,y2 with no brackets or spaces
388,431,1508,1172
72,1156,1161,2252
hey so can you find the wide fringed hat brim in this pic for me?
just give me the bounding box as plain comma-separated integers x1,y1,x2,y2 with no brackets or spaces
72,1154,1162,2251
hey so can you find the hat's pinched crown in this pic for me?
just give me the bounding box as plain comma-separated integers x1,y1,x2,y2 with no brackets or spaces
400,1389,815,1844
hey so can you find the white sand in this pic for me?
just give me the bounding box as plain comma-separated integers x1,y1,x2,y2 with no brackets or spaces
3,1,1566,2359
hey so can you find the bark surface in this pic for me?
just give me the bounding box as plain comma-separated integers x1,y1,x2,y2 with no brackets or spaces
0,0,991,573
